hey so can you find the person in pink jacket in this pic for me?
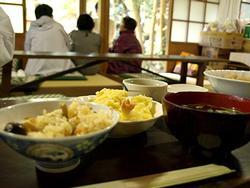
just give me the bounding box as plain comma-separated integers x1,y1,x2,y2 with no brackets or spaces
107,16,142,74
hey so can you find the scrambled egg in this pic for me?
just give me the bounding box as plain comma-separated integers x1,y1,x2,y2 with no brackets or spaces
93,88,154,121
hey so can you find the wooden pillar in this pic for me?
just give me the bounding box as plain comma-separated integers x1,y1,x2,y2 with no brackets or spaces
22,0,26,32
99,0,109,53
99,0,110,73
166,0,175,72
80,0,86,14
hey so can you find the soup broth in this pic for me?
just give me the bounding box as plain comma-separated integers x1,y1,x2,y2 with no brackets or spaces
182,104,243,114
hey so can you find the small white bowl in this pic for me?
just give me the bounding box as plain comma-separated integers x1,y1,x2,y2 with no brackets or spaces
122,78,168,102
204,70,250,98
0,100,119,173
75,96,163,138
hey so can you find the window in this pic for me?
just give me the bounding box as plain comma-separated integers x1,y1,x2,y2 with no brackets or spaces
240,0,250,19
108,0,170,72
0,0,24,33
0,0,22,3
0,0,80,33
26,0,80,33
171,0,219,43
85,0,170,72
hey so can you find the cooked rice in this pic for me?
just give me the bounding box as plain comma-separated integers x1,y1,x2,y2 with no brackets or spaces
23,101,113,138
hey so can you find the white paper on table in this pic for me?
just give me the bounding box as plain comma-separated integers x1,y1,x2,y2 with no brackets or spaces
230,52,250,67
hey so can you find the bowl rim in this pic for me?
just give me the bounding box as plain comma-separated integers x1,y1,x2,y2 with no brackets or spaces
204,70,250,84
0,100,120,142
164,91,250,115
122,78,168,87
75,95,163,124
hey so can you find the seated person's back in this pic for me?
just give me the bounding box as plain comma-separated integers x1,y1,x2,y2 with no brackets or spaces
0,7,15,67
24,4,74,76
69,14,101,75
107,16,142,74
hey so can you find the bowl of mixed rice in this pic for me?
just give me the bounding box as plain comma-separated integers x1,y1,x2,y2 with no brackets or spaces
0,100,119,173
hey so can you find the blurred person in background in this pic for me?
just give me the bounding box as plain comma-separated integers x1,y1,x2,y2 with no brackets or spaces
107,16,142,74
0,7,15,67
24,4,74,76
69,14,101,75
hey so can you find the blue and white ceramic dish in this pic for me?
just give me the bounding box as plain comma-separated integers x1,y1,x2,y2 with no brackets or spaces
0,100,119,173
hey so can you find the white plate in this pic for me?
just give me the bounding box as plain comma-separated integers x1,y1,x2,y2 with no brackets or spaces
168,84,208,93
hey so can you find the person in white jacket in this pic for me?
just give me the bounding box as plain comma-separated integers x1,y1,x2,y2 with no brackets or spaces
24,4,74,76
0,7,15,67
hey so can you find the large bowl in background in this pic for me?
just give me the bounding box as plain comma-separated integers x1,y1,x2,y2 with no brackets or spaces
163,92,250,158
75,96,163,138
204,70,250,98
0,100,119,173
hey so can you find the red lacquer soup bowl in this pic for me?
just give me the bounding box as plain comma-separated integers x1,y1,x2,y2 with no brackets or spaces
163,92,250,157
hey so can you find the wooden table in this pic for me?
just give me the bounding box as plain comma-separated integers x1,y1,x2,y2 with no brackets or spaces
30,74,122,96
0,51,229,97
0,117,250,188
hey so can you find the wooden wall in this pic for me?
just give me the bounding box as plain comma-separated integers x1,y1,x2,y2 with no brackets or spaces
15,34,25,50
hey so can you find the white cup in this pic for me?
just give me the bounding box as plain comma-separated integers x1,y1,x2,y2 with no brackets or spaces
123,78,168,102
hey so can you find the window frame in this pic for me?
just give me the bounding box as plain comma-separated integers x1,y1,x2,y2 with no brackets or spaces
0,0,86,34
239,0,250,19
170,0,220,44
0,0,26,33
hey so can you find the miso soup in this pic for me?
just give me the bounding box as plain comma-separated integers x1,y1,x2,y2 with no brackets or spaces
182,104,243,114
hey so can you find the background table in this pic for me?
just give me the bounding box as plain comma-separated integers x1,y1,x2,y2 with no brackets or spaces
13,74,122,97
0,51,229,97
